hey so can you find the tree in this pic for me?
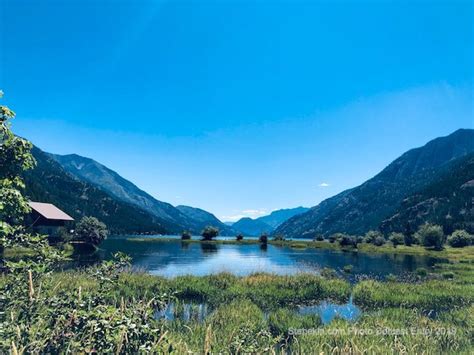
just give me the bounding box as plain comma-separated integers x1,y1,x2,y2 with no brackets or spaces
416,223,445,250
363,230,382,244
259,233,268,244
373,236,386,246
389,232,404,248
338,234,357,247
201,226,219,241
403,222,415,246
76,216,109,246
447,230,473,248
235,233,244,241
181,231,192,240
0,91,35,236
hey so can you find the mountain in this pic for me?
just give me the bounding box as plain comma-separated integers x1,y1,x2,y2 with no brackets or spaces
230,207,309,236
232,218,272,236
49,153,208,234
380,153,474,234
274,129,474,238
176,205,235,235
24,147,172,234
258,207,309,229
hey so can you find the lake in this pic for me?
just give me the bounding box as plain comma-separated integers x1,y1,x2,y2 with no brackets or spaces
81,236,445,280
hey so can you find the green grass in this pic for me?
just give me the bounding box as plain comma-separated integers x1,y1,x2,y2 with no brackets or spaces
353,279,474,310
46,271,351,310
3,241,473,353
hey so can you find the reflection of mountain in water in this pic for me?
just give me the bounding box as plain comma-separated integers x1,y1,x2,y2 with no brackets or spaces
93,238,445,279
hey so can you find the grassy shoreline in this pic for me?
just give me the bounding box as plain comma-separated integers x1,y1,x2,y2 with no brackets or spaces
3,239,474,352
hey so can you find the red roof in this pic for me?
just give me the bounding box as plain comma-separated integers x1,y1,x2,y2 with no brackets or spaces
29,202,74,221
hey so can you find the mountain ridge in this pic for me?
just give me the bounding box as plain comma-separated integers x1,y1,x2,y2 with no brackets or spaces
274,129,474,238
50,153,218,234
24,147,172,234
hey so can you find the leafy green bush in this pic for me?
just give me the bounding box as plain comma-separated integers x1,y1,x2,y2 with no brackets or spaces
416,223,445,250
448,230,472,248
364,230,383,243
373,236,386,246
338,234,357,247
201,226,219,241
389,232,404,248
76,216,109,246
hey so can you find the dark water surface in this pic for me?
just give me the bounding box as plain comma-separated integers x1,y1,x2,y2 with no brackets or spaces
82,236,445,280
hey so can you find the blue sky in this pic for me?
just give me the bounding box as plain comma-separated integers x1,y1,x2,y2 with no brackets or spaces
1,0,473,221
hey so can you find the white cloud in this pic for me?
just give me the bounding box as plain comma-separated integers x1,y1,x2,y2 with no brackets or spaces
318,182,330,187
222,208,269,222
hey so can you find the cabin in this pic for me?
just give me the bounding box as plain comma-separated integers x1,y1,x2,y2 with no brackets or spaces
27,202,74,238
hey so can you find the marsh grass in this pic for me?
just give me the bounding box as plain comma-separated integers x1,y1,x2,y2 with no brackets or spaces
3,243,473,353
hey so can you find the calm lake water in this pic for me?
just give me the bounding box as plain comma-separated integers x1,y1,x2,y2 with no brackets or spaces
83,236,445,280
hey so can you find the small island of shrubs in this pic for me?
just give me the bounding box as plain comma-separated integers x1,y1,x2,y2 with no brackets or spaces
312,223,473,251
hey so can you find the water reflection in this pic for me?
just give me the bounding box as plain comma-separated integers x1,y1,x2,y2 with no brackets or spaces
298,297,362,324
92,237,445,279
155,299,361,325
200,242,218,254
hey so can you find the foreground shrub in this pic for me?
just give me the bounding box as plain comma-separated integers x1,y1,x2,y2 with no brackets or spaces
363,230,383,244
1,254,171,353
417,223,445,250
448,230,473,248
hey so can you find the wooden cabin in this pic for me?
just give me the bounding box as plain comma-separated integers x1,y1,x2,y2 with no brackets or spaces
27,202,74,238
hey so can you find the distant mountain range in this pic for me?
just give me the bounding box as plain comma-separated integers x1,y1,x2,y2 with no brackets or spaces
176,205,235,235
274,129,474,238
230,207,309,236
22,128,473,237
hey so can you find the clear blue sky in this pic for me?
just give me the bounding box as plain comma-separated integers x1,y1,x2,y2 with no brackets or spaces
1,0,473,221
